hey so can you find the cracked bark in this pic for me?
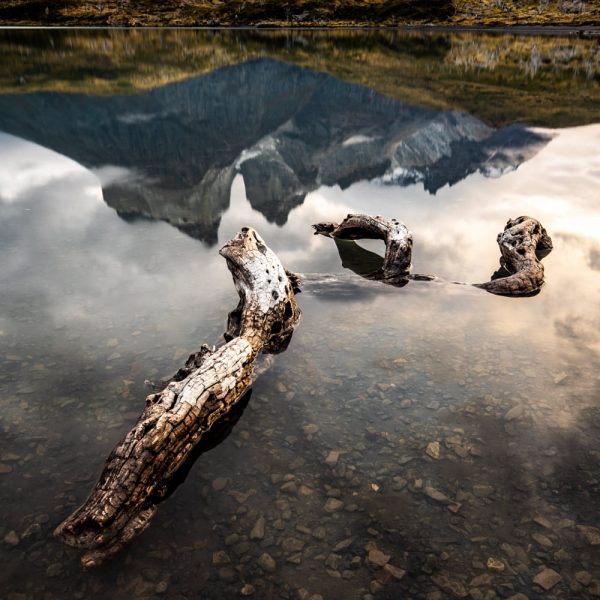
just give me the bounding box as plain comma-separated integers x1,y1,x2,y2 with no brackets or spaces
54,227,300,568
313,213,551,297
477,216,553,296
313,213,413,282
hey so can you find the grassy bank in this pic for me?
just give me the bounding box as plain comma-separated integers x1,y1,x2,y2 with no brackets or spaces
0,0,599,27
1,29,598,129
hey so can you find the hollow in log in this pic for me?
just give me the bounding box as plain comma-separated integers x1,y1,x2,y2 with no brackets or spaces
476,216,553,297
54,227,300,568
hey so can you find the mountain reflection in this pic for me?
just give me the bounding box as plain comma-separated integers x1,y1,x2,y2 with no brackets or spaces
0,58,550,245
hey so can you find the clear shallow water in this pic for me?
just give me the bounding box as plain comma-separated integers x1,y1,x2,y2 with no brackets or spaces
0,30,599,600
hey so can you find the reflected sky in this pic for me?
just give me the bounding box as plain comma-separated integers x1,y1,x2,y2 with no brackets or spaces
1,84,599,598
1,123,599,396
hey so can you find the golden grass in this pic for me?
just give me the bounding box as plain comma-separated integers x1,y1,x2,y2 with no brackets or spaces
0,30,598,128
0,0,598,26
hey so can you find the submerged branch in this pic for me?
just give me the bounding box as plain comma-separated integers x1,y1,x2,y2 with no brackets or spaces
314,214,552,297
54,227,300,568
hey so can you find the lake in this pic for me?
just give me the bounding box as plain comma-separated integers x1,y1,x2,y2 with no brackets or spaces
0,29,599,600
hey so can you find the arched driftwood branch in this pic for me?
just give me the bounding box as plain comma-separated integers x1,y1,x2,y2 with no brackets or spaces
54,227,300,568
313,214,413,281
476,216,553,296
313,214,551,297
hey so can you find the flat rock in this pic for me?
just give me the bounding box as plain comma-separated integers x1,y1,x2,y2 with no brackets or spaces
431,573,468,598
487,557,505,572
575,570,592,586
504,405,524,421
426,441,442,459
250,516,265,540
473,484,494,498
281,537,305,553
532,533,552,548
257,552,277,573
470,574,494,587
325,451,340,466
333,537,354,552
3,531,19,546
367,549,390,567
533,515,552,529
533,568,562,590
212,550,231,566
383,563,406,580
577,525,600,545
323,498,343,512
424,486,450,504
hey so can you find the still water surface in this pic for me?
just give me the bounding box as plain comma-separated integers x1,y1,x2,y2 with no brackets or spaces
0,29,599,600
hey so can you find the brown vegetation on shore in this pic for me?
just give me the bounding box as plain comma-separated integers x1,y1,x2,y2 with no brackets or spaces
0,0,598,27
1,30,598,129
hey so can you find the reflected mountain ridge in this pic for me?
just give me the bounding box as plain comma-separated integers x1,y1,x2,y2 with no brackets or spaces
0,58,550,244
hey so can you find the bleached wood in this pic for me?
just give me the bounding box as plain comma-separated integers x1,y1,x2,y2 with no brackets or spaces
477,216,553,296
313,213,413,281
54,227,300,568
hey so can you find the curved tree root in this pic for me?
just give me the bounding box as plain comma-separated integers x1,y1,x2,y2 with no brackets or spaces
313,213,413,282
314,214,552,297
54,227,300,568
476,216,553,297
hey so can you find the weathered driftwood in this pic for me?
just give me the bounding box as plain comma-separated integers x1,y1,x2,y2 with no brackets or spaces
313,213,413,282
314,213,551,297
54,227,300,568
476,216,553,297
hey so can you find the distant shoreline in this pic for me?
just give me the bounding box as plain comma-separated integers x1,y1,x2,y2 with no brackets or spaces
1,25,599,36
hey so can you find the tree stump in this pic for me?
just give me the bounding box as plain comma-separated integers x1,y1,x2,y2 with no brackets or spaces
54,227,300,568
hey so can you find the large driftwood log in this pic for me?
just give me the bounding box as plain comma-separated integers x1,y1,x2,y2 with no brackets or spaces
313,214,551,297
476,216,553,296
313,214,413,282
54,227,300,568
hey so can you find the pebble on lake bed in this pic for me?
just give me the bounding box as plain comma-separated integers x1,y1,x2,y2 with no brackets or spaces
257,553,277,573
425,441,441,459
250,516,265,540
367,549,390,567
533,567,562,590
577,524,600,545
3,531,19,546
486,557,505,572
323,498,344,512
325,450,340,466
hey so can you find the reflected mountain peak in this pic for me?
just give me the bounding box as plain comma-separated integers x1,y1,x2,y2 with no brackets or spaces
0,58,551,243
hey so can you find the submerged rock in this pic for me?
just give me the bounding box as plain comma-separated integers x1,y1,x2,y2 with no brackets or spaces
577,525,600,545
533,568,562,590
425,442,442,459
367,549,390,568
250,516,265,540
257,552,277,573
